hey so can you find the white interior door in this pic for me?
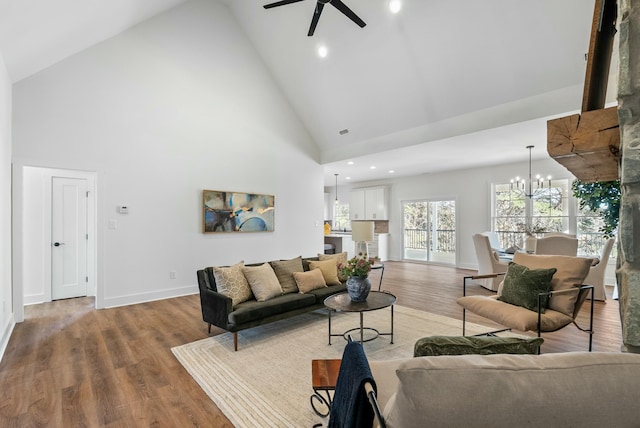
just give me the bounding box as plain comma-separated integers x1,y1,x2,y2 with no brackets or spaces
52,177,88,300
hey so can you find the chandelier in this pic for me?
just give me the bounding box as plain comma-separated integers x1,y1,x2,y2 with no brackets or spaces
510,145,551,199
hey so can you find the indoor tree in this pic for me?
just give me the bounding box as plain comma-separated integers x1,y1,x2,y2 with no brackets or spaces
571,180,621,238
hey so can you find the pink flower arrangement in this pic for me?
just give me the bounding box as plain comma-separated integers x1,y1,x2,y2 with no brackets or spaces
338,256,373,278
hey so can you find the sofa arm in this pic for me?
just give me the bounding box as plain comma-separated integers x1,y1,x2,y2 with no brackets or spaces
197,276,233,330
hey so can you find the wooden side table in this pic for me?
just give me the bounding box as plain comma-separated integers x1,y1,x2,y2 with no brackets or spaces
310,359,341,417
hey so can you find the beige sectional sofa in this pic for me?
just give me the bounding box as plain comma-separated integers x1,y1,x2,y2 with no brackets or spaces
369,352,640,427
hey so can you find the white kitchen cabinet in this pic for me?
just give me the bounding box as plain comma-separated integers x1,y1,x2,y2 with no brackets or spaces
349,187,388,220
349,189,366,220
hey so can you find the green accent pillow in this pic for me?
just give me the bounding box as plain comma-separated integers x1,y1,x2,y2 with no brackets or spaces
497,262,557,312
414,336,544,357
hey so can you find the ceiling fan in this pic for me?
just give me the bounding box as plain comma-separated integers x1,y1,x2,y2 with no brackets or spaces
263,0,366,37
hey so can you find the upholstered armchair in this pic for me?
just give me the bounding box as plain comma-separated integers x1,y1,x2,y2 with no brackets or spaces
457,253,594,351
472,233,508,291
585,237,615,301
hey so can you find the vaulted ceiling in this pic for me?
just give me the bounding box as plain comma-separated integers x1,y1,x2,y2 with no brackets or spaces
0,0,615,185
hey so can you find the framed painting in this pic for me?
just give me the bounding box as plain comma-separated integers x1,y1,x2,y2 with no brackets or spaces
203,190,275,233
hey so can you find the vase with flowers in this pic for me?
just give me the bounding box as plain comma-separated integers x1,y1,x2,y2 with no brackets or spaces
339,256,373,302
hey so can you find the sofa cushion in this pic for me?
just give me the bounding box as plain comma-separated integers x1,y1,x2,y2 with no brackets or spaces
308,259,341,285
293,269,327,293
269,256,304,294
457,295,573,332
413,336,544,357
319,252,348,282
228,292,316,325
381,353,640,428
213,261,253,307
242,263,282,302
307,283,347,303
497,262,556,312
510,253,591,316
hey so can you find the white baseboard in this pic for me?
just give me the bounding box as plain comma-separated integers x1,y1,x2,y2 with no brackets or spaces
24,293,46,306
0,314,16,364
103,284,199,309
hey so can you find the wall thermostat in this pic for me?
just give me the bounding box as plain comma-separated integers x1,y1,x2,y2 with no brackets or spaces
118,206,129,214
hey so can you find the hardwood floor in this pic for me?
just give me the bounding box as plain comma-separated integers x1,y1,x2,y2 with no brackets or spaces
0,261,622,427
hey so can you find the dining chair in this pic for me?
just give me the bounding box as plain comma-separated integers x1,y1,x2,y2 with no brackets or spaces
584,237,615,301
472,234,509,291
534,235,578,256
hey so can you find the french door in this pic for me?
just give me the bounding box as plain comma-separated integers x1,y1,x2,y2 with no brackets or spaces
402,199,456,264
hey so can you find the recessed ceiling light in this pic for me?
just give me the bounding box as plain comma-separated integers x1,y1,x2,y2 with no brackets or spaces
389,0,402,14
346,176,352,180
370,166,377,170
389,170,395,174
318,45,328,58
347,161,354,165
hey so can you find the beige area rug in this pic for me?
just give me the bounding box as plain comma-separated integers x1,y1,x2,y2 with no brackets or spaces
172,305,501,427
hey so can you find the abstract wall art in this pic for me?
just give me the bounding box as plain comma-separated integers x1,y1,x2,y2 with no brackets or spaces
203,190,275,233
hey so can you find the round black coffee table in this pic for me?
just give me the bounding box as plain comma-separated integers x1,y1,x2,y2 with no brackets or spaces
324,291,396,345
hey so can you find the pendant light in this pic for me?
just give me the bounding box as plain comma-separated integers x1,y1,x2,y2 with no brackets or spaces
334,173,339,205
510,145,551,199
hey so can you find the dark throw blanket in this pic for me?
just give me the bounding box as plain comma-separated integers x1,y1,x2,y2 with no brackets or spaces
328,341,376,428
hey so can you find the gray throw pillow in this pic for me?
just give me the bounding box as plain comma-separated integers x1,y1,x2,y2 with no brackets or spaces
269,256,304,294
497,262,557,312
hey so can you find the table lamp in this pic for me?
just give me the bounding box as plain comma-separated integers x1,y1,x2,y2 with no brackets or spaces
351,221,374,259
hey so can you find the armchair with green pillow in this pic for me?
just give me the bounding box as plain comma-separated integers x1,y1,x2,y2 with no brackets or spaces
457,253,595,352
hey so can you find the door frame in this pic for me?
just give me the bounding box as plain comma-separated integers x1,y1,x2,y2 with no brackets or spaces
12,164,97,322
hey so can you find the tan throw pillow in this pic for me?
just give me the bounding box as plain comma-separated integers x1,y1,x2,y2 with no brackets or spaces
242,263,282,302
308,259,341,286
269,256,304,294
213,262,253,307
292,269,327,293
319,252,348,282
512,253,592,316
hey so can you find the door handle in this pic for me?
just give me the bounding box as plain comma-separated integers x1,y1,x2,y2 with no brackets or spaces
53,242,65,247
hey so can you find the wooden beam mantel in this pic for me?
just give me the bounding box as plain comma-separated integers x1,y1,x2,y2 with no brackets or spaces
547,0,620,183
547,106,620,182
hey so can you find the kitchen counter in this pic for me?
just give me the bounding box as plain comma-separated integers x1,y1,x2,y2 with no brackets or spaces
324,232,389,261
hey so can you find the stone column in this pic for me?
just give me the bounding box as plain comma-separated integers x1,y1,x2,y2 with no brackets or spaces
617,0,640,353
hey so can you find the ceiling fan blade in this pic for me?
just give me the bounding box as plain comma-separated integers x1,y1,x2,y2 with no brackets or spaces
263,0,306,9
308,2,325,36
330,0,366,28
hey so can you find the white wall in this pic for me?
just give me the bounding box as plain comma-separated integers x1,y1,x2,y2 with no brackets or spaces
0,51,14,360
12,0,325,309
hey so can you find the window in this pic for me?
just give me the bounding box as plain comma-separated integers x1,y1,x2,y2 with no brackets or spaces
576,205,614,257
492,179,570,249
493,183,526,248
333,202,351,231
531,179,570,234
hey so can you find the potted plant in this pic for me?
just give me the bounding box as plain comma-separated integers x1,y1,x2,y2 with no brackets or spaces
339,256,373,302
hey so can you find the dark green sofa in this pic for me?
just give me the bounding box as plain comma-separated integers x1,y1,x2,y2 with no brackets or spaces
196,257,346,351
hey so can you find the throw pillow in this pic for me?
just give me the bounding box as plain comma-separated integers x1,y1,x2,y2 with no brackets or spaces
292,269,327,293
318,252,348,282
213,262,253,307
413,336,544,357
242,263,282,302
308,259,341,285
269,256,304,294
512,253,592,316
497,262,556,312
